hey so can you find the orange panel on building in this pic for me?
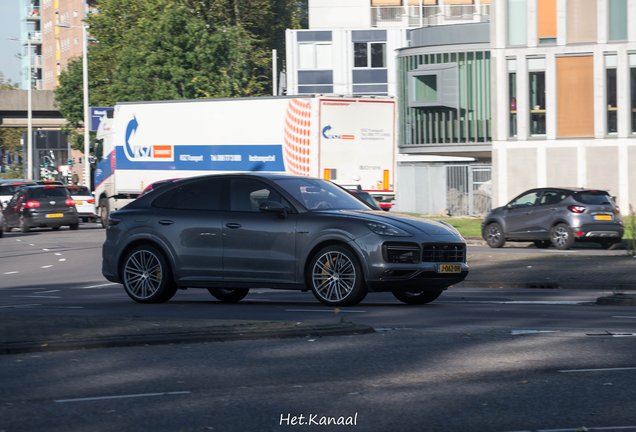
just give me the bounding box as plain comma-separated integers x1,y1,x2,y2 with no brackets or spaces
556,56,594,138
537,0,557,38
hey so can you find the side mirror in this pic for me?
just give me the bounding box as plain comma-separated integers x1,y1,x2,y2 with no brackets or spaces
506,204,512,210
259,201,287,218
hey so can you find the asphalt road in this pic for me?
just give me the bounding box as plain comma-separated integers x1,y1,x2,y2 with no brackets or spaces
1,224,636,432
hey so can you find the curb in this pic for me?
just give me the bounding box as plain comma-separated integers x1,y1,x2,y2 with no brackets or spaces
596,296,636,306
0,323,375,355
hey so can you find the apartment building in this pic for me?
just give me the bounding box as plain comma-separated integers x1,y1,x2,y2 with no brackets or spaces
490,0,636,211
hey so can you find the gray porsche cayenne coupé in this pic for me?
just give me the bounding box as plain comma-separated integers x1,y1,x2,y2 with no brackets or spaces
102,174,468,306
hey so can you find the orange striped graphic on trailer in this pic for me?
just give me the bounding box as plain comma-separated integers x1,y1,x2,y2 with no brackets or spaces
383,170,389,190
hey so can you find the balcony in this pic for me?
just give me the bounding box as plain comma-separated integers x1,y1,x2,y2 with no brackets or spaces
26,2,41,19
371,4,489,28
27,31,43,44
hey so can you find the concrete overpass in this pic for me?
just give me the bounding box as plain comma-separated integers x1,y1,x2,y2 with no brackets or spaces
0,90,67,128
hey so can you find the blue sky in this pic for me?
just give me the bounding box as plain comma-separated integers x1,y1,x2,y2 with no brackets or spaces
0,1,24,86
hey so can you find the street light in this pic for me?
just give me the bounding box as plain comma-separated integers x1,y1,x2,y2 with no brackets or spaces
6,36,33,180
56,0,90,188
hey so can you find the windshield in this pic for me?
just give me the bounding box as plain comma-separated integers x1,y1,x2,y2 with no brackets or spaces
67,186,92,197
274,178,369,211
573,191,611,205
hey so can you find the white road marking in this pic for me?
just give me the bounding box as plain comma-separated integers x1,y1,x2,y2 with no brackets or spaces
0,304,41,308
15,239,21,242
505,426,636,432
42,249,49,251
511,330,560,335
457,301,588,305
29,244,34,246
34,290,60,294
613,316,636,319
41,265,53,269
55,253,62,256
54,391,191,403
59,259,66,262
74,283,119,289
285,309,367,313
12,295,61,299
3,271,19,275
558,367,636,373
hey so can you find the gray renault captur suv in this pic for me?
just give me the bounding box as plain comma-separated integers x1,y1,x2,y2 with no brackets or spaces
482,187,624,250
102,173,468,307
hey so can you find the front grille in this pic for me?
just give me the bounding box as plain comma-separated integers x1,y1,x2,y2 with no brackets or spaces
421,243,465,263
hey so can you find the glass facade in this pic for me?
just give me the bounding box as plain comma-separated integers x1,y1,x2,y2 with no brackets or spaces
507,0,527,46
529,71,546,136
354,42,386,68
398,50,491,146
509,72,517,137
609,0,628,41
606,66,617,134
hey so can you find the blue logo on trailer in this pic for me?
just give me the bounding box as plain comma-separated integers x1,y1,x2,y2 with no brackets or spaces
124,116,151,160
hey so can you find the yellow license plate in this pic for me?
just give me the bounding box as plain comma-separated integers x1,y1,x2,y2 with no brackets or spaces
438,264,461,274
75,200,84,205
594,215,612,221
46,213,63,218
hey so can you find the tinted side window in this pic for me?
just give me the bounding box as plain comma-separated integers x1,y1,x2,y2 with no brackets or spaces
230,179,292,213
538,190,567,206
173,180,224,211
509,191,539,208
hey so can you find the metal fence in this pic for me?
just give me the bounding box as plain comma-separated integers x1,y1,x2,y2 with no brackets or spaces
446,164,492,216
397,163,492,217
371,5,490,28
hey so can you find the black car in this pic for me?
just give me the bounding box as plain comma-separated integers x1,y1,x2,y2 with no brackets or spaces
102,174,468,307
3,185,79,233
348,190,382,211
482,187,624,250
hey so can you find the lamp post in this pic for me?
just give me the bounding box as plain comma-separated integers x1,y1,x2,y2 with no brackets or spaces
57,1,90,188
7,36,33,180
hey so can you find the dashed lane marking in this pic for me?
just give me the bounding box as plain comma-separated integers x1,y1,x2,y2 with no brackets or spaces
558,367,636,373
33,290,60,294
3,271,19,275
285,309,367,313
0,304,41,308
73,283,119,289
54,391,192,403
41,265,53,269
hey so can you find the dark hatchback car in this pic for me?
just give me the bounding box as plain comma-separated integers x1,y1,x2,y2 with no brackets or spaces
348,190,382,211
3,185,79,233
103,174,468,306
482,187,624,250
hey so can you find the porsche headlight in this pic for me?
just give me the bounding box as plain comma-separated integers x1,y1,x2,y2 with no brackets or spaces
364,221,411,237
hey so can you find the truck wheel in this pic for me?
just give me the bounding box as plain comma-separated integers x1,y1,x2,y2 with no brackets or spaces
99,198,109,228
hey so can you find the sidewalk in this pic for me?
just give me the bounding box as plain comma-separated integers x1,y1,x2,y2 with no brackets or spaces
0,314,373,355
460,237,636,290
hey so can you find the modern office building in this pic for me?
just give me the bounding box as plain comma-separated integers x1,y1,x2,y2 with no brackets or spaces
286,0,494,216
285,0,490,97
490,0,636,211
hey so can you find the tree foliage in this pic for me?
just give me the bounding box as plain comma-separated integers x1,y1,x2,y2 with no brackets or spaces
55,0,307,129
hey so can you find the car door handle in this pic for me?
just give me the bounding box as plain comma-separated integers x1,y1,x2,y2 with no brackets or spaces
158,220,174,225
226,223,242,229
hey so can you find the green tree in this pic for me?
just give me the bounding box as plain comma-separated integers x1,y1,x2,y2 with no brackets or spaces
55,0,306,147
0,72,25,178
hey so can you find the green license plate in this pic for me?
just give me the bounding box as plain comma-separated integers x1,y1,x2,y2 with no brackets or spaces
437,264,461,274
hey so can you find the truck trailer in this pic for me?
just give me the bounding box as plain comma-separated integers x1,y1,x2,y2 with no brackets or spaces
94,95,397,224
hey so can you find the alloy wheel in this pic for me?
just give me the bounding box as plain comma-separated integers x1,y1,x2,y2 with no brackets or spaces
312,251,356,302
552,226,569,248
124,250,163,300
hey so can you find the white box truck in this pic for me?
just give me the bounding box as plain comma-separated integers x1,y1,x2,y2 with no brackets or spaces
94,95,396,223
